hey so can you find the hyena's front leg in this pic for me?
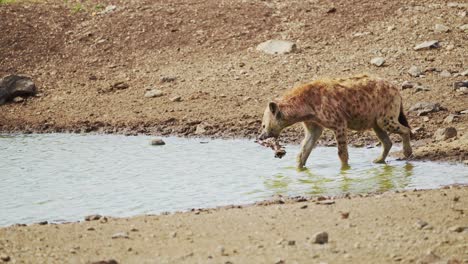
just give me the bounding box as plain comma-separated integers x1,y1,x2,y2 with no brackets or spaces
334,126,349,168
297,122,323,169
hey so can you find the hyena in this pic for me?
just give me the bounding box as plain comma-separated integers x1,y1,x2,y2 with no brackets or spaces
259,75,412,169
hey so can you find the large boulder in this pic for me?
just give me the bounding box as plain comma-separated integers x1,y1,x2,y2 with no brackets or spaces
0,75,37,105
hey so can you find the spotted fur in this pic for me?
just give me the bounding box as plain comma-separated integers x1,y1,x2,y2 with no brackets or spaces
259,75,412,168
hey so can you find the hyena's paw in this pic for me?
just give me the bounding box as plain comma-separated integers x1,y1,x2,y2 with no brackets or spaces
373,158,386,164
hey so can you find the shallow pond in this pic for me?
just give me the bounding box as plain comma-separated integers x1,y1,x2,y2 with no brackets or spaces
0,133,467,226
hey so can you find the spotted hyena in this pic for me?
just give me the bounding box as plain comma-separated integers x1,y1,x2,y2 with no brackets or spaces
259,75,412,169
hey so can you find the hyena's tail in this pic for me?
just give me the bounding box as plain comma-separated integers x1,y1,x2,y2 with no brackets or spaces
398,102,413,138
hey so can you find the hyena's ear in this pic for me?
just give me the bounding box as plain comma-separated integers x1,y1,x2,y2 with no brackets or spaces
269,101,282,119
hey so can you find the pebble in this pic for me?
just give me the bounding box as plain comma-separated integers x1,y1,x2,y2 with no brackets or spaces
111,232,129,239
313,231,329,244
0,255,10,262
288,240,296,246
90,260,118,264
434,127,457,141
160,76,177,83
256,40,297,55
401,81,415,89
459,69,468,76
414,40,440,50
461,110,468,114
38,221,48,225
434,24,450,33
453,81,468,90
443,114,458,124
112,82,129,90
13,97,24,103
87,227,95,231
440,70,451,77
449,226,467,233
99,5,117,15
170,96,182,102
340,212,350,219
151,138,166,146
370,57,385,67
415,220,428,229
408,66,423,77
460,24,468,31
85,214,102,221
144,89,164,98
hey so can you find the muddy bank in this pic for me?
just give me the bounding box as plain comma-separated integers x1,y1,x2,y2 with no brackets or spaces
1,186,467,263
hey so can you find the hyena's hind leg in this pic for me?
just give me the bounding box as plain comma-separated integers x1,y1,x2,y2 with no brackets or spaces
297,122,323,169
372,124,392,163
377,116,412,159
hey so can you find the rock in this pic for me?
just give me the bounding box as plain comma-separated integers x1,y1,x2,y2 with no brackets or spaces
415,85,431,92
99,5,117,15
38,221,48,225
0,255,10,262
144,89,164,98
409,102,442,116
313,232,329,244
415,219,428,229
13,97,24,103
434,127,457,141
401,81,415,89
414,40,440,50
453,81,468,90
112,82,129,90
87,227,95,231
461,110,468,114
440,70,451,77
85,214,102,221
90,260,118,264
288,240,296,246
408,66,423,77
160,76,177,83
111,232,129,239
443,114,458,124
459,69,468,76
448,226,467,233
256,40,297,55
170,96,182,102
370,57,385,67
0,75,37,105
151,138,165,146
458,87,468,94
448,2,467,8
340,212,350,219
434,24,450,33
460,24,468,31
195,124,207,135
326,7,337,13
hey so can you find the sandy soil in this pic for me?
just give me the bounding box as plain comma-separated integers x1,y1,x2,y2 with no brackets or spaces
0,186,467,264
0,0,467,162
0,1,467,263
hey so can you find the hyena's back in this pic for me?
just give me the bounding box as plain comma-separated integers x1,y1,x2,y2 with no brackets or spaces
286,75,403,131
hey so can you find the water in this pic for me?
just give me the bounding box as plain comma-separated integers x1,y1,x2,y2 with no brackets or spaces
0,133,466,226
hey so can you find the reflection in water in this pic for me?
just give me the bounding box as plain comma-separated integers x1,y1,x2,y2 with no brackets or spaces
264,162,415,196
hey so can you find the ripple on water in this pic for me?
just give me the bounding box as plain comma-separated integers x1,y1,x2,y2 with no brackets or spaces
0,133,467,226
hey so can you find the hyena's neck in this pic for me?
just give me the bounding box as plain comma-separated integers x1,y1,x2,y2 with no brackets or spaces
278,97,317,124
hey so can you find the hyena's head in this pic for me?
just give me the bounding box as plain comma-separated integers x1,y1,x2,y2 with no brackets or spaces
259,101,287,140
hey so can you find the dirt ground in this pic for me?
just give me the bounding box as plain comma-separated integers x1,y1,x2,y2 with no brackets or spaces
0,1,467,263
0,0,467,162
0,186,467,264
